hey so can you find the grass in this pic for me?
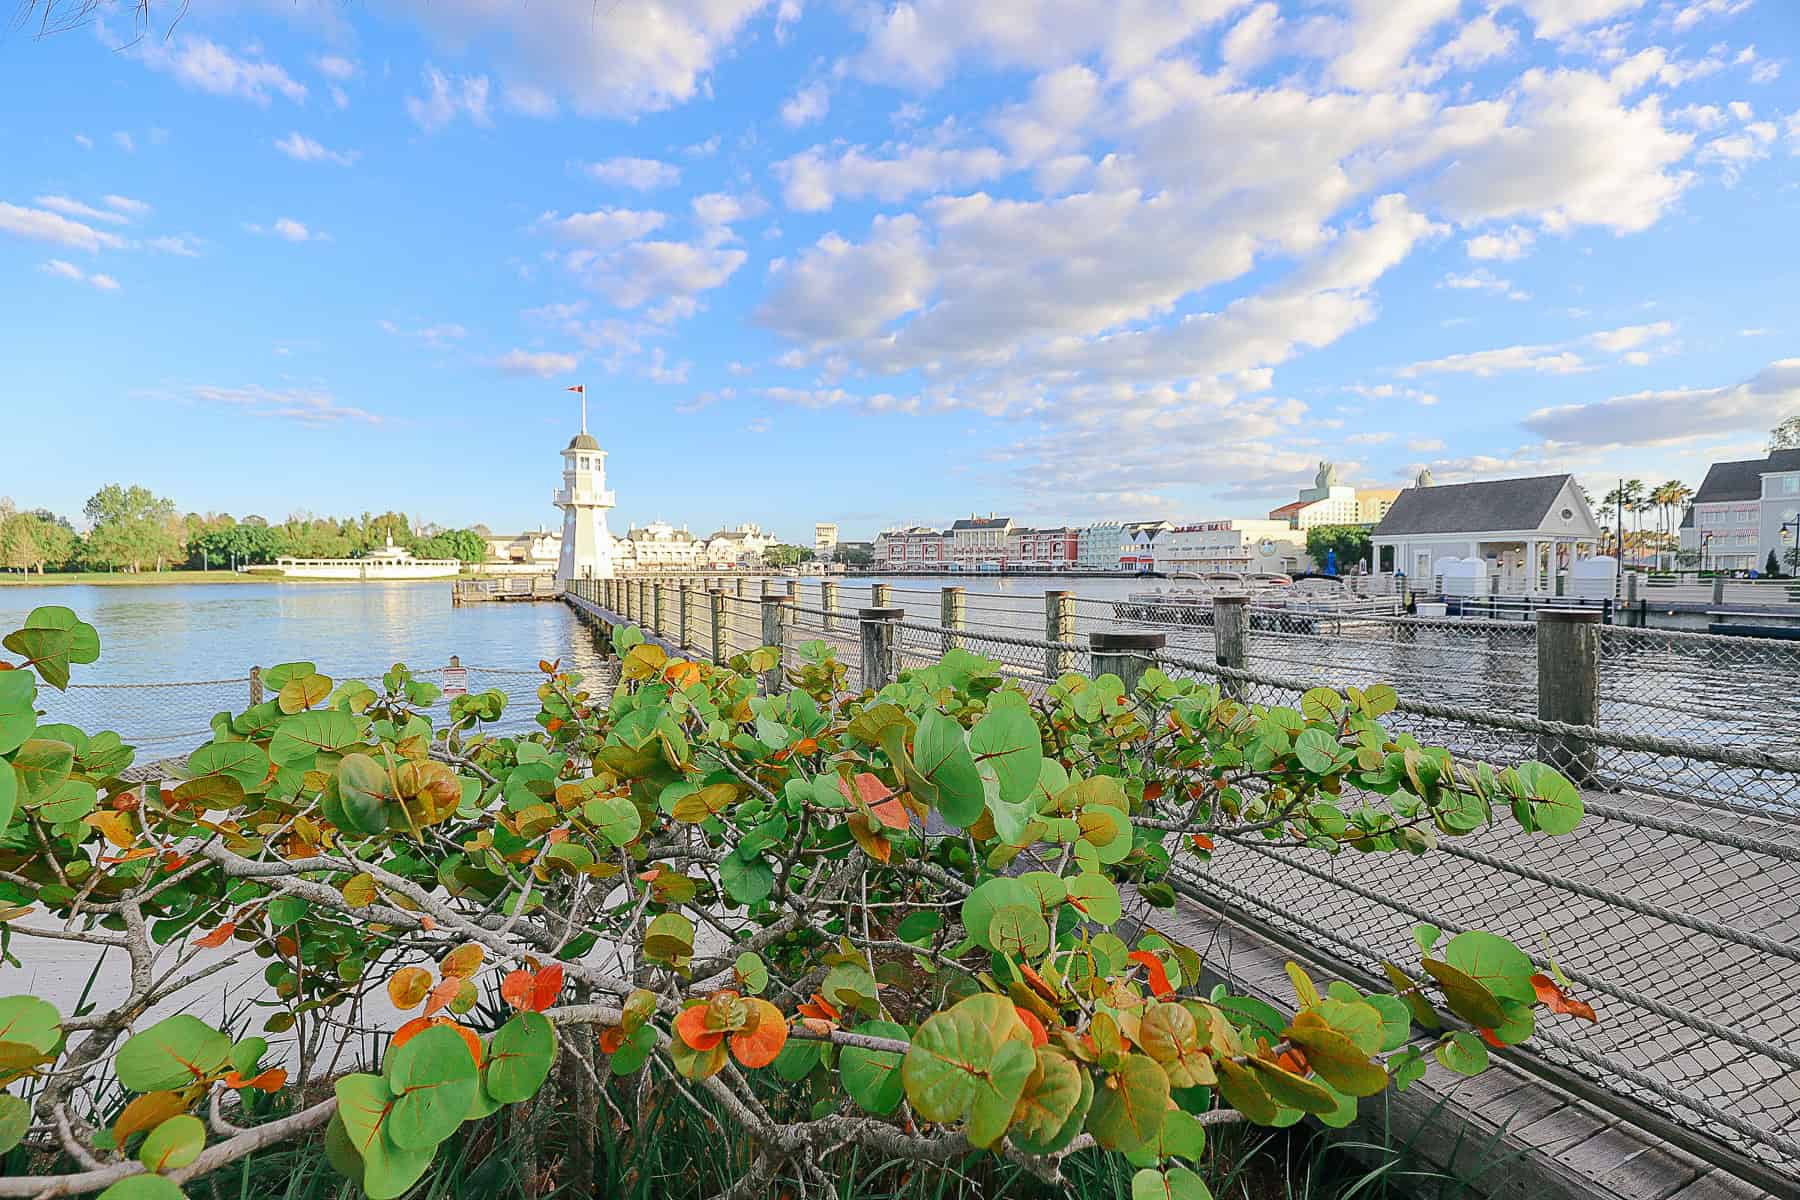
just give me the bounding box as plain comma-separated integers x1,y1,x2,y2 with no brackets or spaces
0,570,272,587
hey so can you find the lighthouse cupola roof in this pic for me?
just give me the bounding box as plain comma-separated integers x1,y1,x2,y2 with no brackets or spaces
566,433,600,452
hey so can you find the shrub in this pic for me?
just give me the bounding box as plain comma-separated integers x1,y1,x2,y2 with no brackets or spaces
0,607,1598,1199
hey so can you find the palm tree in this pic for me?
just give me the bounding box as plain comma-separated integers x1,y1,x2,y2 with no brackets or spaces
1647,480,1688,569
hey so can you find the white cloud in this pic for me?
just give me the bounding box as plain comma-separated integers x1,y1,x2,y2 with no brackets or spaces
856,0,1245,87
1698,121,1777,183
504,84,559,118
406,66,492,131
315,55,358,81
1439,269,1528,299
33,195,130,225
583,157,680,190
380,320,468,347
1401,321,1676,376
776,143,1009,212
1433,13,1516,72
492,349,580,377
572,240,747,311
73,133,94,150
112,132,135,153
139,36,307,105
781,82,830,127
390,0,766,117
274,132,359,165
0,201,127,252
1465,225,1535,260
1406,437,1445,452
247,217,322,243
1516,0,1645,41
535,208,667,246
147,234,203,256
42,259,121,291
692,192,765,229
1313,0,1461,92
1523,359,1800,447
760,214,933,342
1428,67,1694,234
1670,0,1752,31
745,417,772,434
1221,3,1282,74
175,384,382,426
1346,431,1392,445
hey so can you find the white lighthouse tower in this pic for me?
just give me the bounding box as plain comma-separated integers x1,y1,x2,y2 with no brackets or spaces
554,387,616,582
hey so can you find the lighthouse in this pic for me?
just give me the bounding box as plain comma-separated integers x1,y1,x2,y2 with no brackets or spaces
553,388,616,581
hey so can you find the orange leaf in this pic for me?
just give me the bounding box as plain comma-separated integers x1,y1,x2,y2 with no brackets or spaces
1128,950,1175,999
1478,1026,1506,1049
1189,834,1214,853
546,717,564,732
392,1016,436,1049
1275,1048,1309,1075
675,1005,725,1051
796,992,840,1024
192,923,236,949
500,969,534,1011
1014,1006,1049,1047
1530,973,1597,1023
729,998,789,1068
222,1067,289,1094
598,1027,626,1054
394,1016,482,1066
1019,964,1060,1005
531,963,565,1012
793,737,818,755
869,797,911,831
418,915,438,931
388,966,433,1010
423,975,462,1017
1143,782,1164,803
839,772,894,807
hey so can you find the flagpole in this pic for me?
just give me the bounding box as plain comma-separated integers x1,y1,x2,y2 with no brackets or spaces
581,384,587,434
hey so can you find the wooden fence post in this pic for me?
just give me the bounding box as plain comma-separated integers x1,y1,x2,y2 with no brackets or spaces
1212,595,1250,700
760,596,788,694
859,607,904,690
249,666,263,706
678,584,691,649
1045,591,1076,680
940,586,966,655
654,583,668,639
1537,609,1601,785
710,590,727,666
870,583,893,609
1089,631,1165,694
821,581,839,633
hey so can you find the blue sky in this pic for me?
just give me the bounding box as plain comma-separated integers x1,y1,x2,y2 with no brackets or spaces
2,0,1797,541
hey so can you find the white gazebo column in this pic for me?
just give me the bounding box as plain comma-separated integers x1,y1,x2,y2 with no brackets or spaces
1525,539,1541,595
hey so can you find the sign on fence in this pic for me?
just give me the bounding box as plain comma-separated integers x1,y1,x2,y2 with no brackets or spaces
443,660,468,698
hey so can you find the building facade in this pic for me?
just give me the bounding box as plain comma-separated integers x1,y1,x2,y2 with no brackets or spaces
1077,522,1124,570
1678,450,1800,572
947,516,1013,571
1371,474,1604,596
814,522,839,559
1153,520,1305,575
701,523,778,568
620,521,704,570
1011,527,1080,570
484,528,562,568
874,526,947,570
1268,463,1396,531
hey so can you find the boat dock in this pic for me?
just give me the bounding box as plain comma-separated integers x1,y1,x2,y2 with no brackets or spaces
451,576,562,605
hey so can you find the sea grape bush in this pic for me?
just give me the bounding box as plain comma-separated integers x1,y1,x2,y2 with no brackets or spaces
0,605,1600,1200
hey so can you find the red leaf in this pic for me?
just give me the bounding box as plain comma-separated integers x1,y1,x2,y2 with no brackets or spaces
531,963,565,1012
418,915,438,931
1189,834,1214,853
1014,1007,1049,1047
423,975,461,1017
1478,1026,1506,1048
1530,973,1598,1023
869,797,911,831
500,969,534,1011
192,923,236,949
838,772,894,808
1128,950,1174,999
675,1005,725,1051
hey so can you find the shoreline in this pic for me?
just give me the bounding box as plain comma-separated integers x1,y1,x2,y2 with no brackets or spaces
0,571,479,588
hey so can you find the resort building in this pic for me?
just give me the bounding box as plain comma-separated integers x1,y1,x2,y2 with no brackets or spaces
1077,521,1124,570
1678,449,1800,572
620,521,705,570
1153,520,1305,576
1371,473,1604,596
1010,527,1080,570
874,526,947,570
1268,463,1399,531
814,523,838,559
702,523,779,568
947,515,1013,571
1120,520,1176,571
483,528,562,570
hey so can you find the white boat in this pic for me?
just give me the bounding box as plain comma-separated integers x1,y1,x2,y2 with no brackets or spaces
266,537,462,581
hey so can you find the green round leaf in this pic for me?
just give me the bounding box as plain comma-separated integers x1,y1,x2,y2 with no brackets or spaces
0,670,36,756
1088,1054,1171,1151
910,709,984,828
1442,931,1536,1007
969,705,1043,806
1064,872,1121,924
0,1093,30,1154
901,993,1032,1145
138,1114,206,1171
116,1016,231,1093
582,795,642,848
961,877,1033,951
97,1176,186,1200
485,1011,556,1103
333,1074,434,1200
987,905,1051,959
383,1025,478,1149
1132,1166,1212,1200
1008,1048,1086,1153
840,1020,908,1115
0,995,62,1053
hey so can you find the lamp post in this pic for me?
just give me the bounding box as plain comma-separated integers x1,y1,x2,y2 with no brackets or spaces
1781,518,1800,577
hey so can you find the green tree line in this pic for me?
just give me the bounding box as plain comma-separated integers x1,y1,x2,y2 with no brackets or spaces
0,486,489,574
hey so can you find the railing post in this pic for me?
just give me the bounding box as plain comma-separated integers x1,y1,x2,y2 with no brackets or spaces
1090,631,1165,695
1625,572,1639,605
1711,576,1725,606
940,586,966,655
736,578,750,603
1213,595,1250,700
639,579,651,627
821,581,839,633
1537,609,1600,785
760,595,788,694
870,583,892,608
655,583,669,638
249,666,263,706
709,589,727,666
678,584,690,649
859,607,904,690
1045,591,1075,679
